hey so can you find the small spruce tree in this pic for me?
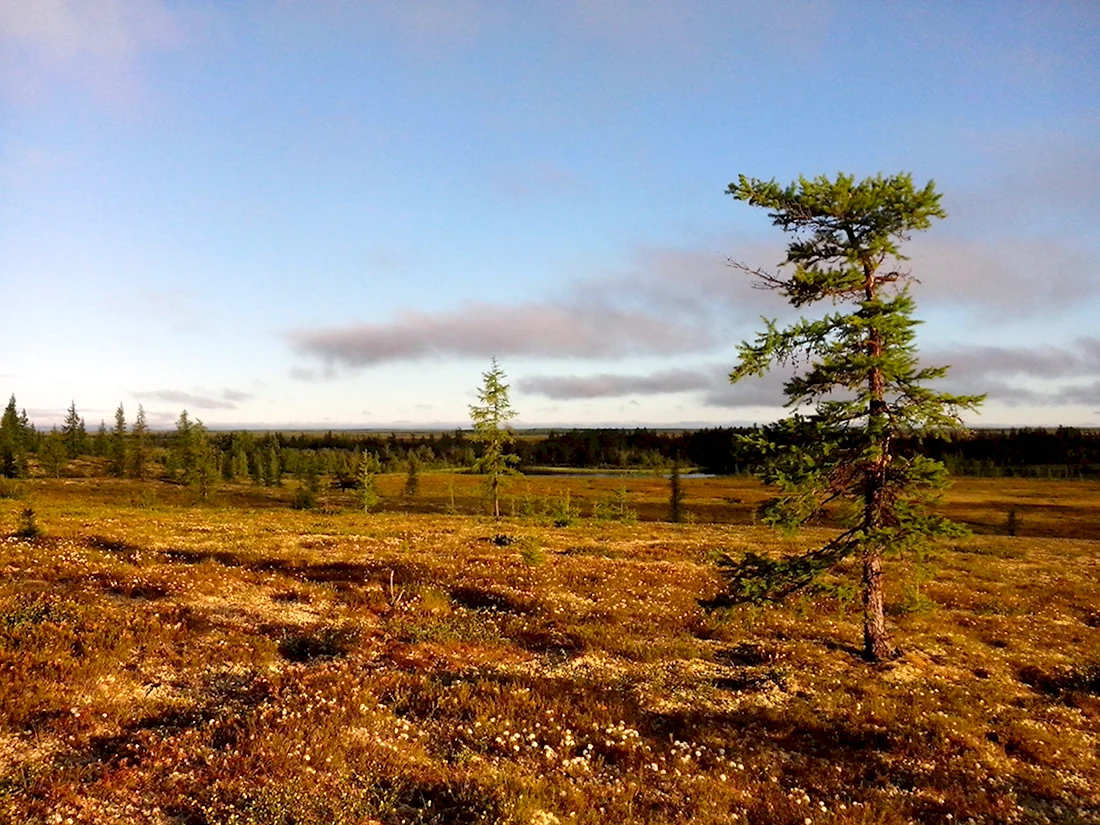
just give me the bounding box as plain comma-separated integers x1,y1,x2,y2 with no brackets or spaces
170,410,193,482
469,358,520,518
266,442,282,487
403,455,420,498
668,459,685,523
61,401,86,459
232,445,250,480
189,420,220,502
108,403,127,477
357,452,382,512
130,405,150,480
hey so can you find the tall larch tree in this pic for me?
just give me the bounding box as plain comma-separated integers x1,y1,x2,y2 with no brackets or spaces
707,173,983,661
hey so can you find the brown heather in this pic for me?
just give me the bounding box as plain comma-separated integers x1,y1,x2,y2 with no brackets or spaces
0,473,1098,824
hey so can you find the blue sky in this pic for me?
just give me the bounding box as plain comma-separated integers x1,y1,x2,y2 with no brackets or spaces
2,1,1098,430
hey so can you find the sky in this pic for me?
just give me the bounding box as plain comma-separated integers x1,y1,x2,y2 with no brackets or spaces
2,0,1099,431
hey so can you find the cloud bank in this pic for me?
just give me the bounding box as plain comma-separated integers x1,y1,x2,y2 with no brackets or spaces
519,368,716,400
134,388,254,411
289,300,715,368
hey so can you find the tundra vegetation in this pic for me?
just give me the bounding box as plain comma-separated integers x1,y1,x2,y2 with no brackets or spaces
1,470,1098,824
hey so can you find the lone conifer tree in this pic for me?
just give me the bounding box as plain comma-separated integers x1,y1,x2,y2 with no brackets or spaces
708,173,983,661
403,455,420,498
668,459,684,523
61,401,86,459
108,403,127,477
469,358,519,518
357,452,382,512
130,405,150,480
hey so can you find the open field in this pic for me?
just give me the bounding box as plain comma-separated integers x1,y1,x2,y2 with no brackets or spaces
1,475,1098,824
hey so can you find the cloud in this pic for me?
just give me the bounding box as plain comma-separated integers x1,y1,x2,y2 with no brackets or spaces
289,300,713,368
701,370,792,409
0,0,182,103
289,366,333,383
515,334,1100,413
520,368,716,400
927,337,1100,406
285,230,793,373
931,337,1100,381
517,362,795,412
908,234,1100,316
134,388,254,410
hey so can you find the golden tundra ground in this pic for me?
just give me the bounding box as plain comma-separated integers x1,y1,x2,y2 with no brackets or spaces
1,475,1098,824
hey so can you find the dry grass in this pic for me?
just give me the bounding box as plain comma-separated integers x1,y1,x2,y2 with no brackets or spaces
0,475,1098,824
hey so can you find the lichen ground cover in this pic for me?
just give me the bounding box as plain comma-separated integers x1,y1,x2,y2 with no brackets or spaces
1,476,1098,824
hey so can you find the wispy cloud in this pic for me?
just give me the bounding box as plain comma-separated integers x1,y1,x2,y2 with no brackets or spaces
518,363,793,412
908,235,1099,316
931,337,1100,407
134,388,254,411
286,233,789,373
520,368,716,400
932,337,1100,381
289,300,713,369
0,0,182,103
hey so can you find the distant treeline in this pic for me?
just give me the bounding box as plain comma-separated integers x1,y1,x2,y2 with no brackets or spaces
190,425,1100,478
2,392,1098,480
266,425,1100,478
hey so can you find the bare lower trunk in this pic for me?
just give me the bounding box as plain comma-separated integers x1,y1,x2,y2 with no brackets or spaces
862,544,892,660
862,268,894,661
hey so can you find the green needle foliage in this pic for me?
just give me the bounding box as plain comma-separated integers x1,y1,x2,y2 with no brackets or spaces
668,459,684,524
107,403,127,478
706,172,984,661
0,395,30,479
357,452,382,512
403,455,420,498
469,358,520,519
130,404,149,481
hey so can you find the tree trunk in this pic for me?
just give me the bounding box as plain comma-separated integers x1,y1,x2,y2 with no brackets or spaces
862,543,892,660
862,266,894,662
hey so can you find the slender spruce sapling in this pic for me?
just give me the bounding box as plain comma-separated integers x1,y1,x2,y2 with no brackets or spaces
130,405,149,480
357,452,382,512
61,401,86,459
706,172,984,661
469,358,520,518
668,459,684,523
108,403,127,478
403,455,420,498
